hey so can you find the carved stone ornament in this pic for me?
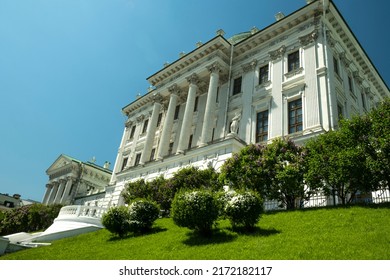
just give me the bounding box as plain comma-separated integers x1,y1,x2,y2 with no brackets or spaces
125,119,133,128
152,93,163,104
207,62,222,74
136,114,145,123
242,59,258,73
168,84,181,95
299,31,318,47
326,30,336,47
339,53,351,67
186,73,200,86
269,45,286,60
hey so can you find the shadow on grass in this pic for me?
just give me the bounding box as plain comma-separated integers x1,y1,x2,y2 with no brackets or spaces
107,226,168,242
229,226,281,236
183,229,237,246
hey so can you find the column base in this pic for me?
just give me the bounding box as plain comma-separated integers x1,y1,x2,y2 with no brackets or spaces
176,150,185,155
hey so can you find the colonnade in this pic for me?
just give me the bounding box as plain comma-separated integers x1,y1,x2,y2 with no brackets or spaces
137,62,222,163
42,177,74,205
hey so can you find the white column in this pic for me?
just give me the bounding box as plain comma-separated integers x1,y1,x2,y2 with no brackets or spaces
157,85,180,160
199,63,220,147
60,177,73,205
177,74,199,154
47,182,59,205
140,96,162,165
53,179,66,204
42,184,52,204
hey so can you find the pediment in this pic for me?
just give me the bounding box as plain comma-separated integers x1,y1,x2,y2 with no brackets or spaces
46,154,80,174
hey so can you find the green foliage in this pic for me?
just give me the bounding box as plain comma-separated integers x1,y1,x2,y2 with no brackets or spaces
0,204,62,236
121,167,222,214
225,190,263,230
171,190,219,236
220,139,311,209
101,206,132,238
121,179,151,205
219,144,267,196
128,199,160,233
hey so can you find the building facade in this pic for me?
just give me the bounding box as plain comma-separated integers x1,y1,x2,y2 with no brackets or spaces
102,0,389,208
42,154,112,207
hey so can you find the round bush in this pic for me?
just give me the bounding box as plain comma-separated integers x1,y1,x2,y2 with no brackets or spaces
225,191,263,230
101,206,131,237
128,199,160,233
171,190,219,236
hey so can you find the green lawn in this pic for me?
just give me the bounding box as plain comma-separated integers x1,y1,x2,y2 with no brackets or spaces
1,204,389,260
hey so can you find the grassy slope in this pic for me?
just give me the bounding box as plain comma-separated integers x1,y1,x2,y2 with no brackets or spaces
1,205,389,260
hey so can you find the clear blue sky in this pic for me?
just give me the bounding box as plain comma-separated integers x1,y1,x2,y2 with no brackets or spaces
0,0,389,202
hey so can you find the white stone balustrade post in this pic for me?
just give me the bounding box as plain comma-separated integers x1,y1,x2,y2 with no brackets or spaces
177,73,199,154
199,63,220,147
140,95,162,165
156,84,180,160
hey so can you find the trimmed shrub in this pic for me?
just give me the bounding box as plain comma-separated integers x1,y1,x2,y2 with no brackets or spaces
128,199,159,233
225,191,263,230
101,206,131,238
171,190,219,236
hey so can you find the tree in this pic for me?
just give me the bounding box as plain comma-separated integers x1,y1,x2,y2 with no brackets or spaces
219,143,268,197
220,138,311,209
262,138,312,209
305,124,374,205
369,98,390,193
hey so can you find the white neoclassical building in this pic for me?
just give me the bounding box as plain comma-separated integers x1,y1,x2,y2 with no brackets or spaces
101,0,389,208
42,154,112,206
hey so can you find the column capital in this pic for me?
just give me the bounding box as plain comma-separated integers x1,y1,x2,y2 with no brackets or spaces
299,31,318,47
186,73,200,86
168,84,181,95
242,59,258,73
269,45,286,61
207,62,222,74
136,114,145,123
152,92,163,104
46,183,52,188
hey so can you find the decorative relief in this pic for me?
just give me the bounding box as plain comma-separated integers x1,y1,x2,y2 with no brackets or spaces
299,31,318,47
125,119,133,128
168,84,181,95
136,114,145,123
326,30,336,47
339,53,351,67
242,59,258,73
186,73,200,86
269,45,286,60
207,62,222,73
152,93,163,104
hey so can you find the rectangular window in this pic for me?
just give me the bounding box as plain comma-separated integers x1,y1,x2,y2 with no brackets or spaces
150,148,156,161
337,103,344,120
216,87,219,103
233,76,242,95
361,93,366,110
288,99,303,134
168,142,174,155
288,50,300,72
174,105,180,120
194,96,199,112
129,125,136,139
333,56,339,76
259,64,269,85
212,128,215,141
348,76,354,94
256,110,269,142
121,157,128,171
134,153,141,166
156,113,162,127
188,134,193,150
142,119,149,134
